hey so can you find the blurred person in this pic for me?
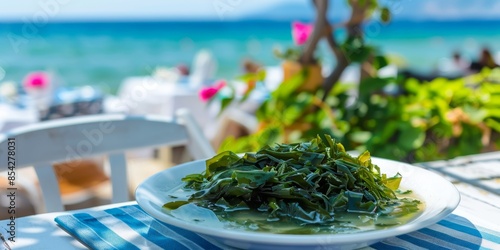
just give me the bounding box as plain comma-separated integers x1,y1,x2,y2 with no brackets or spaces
452,51,470,73
400,48,500,82
470,47,499,72
479,48,498,68
176,64,190,76
175,64,190,84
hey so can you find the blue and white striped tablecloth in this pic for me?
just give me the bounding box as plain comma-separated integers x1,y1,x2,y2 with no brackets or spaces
55,204,500,250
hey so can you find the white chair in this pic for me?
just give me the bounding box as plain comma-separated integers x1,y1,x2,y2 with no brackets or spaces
0,109,214,213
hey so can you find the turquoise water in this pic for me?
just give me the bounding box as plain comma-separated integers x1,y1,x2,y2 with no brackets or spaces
1,20,500,94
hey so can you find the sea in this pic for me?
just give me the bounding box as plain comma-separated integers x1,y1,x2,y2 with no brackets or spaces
1,20,500,94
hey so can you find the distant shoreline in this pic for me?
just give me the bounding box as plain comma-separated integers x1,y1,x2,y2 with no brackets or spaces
1,18,500,24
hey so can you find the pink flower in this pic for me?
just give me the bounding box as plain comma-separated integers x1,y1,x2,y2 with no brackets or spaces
213,80,226,90
23,72,50,90
292,21,313,46
199,80,226,102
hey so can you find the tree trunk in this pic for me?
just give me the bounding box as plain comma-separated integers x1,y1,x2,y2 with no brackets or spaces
300,0,371,100
300,0,329,65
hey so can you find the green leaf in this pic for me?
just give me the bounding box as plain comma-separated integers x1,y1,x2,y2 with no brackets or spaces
233,170,276,188
383,173,402,191
341,38,374,63
380,7,391,23
397,123,425,151
357,151,371,167
359,77,391,100
163,200,189,210
205,151,241,177
485,118,500,133
272,71,306,99
373,55,389,70
220,97,234,112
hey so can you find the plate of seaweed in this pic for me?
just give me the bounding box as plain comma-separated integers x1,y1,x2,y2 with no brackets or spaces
136,135,460,250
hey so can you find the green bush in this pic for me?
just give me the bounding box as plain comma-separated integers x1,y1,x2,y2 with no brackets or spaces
219,68,500,163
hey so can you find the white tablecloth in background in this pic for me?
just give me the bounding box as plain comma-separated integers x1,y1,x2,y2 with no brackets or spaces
116,76,217,138
0,104,38,133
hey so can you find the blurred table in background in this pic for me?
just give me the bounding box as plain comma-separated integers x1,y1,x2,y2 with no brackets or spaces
116,76,219,163
117,76,216,137
38,86,104,121
0,103,38,133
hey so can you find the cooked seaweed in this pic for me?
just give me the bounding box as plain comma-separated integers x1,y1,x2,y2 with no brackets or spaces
164,135,420,225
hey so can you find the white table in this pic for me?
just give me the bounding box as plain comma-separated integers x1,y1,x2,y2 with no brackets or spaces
1,152,499,249
0,104,38,133
115,76,220,161
117,76,217,138
0,196,498,249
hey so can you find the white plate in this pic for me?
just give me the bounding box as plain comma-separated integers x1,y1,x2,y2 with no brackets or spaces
136,157,460,250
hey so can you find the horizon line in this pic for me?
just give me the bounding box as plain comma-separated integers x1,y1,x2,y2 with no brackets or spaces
1,17,500,24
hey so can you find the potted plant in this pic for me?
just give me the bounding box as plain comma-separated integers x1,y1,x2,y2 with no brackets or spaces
277,21,323,93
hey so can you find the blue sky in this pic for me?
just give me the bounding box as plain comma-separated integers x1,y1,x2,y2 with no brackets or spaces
0,0,499,21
